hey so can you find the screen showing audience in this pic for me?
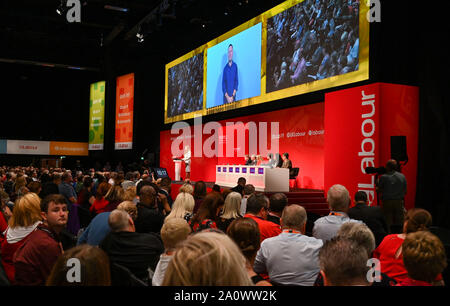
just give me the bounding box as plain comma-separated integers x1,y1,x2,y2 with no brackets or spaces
167,53,204,118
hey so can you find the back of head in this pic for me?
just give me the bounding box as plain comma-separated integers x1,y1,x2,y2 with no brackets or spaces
243,184,255,196
167,192,195,220
402,231,447,283
281,204,307,230
117,201,138,221
160,177,172,188
46,244,111,286
404,208,432,233
269,193,288,213
161,218,191,250
193,181,207,199
245,193,267,215
354,191,368,204
221,192,242,219
192,192,224,224
337,222,375,257
327,184,350,212
9,192,42,228
96,182,112,200
237,177,246,186
179,183,194,195
227,217,260,262
162,231,252,286
108,209,131,232
139,185,156,205
386,159,398,172
319,237,369,286
105,185,125,203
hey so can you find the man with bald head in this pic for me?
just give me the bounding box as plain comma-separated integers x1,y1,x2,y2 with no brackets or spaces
312,184,361,242
134,185,165,234
254,204,323,286
377,159,407,233
100,210,164,284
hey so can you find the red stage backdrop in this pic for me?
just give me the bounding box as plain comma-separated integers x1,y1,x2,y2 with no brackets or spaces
324,83,419,210
160,102,325,190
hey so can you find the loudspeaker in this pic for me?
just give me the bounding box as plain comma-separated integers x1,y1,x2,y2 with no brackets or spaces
390,136,408,162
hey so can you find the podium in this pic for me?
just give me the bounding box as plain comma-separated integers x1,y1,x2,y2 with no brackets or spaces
173,159,182,181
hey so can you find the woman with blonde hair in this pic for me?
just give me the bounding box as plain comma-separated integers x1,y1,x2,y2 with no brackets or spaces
217,191,242,232
1,193,42,283
117,201,138,221
165,192,195,223
103,185,125,212
178,183,193,195
162,231,253,286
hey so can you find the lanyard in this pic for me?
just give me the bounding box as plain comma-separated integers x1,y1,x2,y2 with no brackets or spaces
282,229,301,234
329,211,344,217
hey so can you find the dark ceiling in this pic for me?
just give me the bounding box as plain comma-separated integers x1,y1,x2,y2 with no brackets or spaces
0,0,286,69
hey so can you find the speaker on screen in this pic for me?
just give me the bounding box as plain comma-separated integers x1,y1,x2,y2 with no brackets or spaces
390,136,408,162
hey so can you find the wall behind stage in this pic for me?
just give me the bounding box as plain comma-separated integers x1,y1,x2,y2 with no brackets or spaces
160,102,325,190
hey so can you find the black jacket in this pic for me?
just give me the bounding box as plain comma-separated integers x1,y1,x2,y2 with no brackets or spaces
348,203,389,246
100,231,164,282
134,203,165,234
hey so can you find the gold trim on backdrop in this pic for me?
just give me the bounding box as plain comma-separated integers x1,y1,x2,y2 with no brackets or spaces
164,0,369,124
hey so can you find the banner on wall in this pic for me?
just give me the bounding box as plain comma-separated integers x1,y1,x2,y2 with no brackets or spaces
49,142,89,156
6,140,50,155
89,81,106,150
115,73,134,150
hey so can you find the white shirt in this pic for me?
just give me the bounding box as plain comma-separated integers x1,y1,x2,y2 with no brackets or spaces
152,253,173,286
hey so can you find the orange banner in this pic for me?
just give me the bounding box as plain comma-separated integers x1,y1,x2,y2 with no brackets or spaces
49,142,89,156
115,73,134,150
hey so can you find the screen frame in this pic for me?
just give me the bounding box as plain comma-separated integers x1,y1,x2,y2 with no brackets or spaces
164,0,369,124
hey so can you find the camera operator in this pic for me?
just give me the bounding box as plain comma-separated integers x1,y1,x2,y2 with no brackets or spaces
376,159,407,234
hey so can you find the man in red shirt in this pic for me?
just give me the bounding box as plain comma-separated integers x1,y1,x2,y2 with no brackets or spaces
14,194,68,286
244,193,281,242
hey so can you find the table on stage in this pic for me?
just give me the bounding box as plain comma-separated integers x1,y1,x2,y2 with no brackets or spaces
215,165,289,192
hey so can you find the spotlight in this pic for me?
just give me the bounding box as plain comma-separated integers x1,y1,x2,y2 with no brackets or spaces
56,0,67,15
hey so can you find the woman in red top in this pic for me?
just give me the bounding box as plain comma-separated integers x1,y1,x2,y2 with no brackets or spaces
89,182,111,216
1,193,42,284
373,208,435,283
189,193,224,232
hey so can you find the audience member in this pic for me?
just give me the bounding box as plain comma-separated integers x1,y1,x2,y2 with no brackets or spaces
77,211,111,246
152,218,191,286
99,209,164,284
159,177,173,208
398,231,447,286
90,182,112,215
373,208,439,283
227,218,272,286
46,244,111,286
77,176,95,228
117,201,138,221
14,194,68,286
165,192,195,223
217,191,242,233
319,237,370,286
212,184,221,193
313,184,361,241
178,183,193,195
244,193,281,242
189,193,224,232
103,185,125,212
193,181,207,213
231,177,246,196
134,185,165,234
162,231,253,286
267,193,288,225
254,204,323,285
348,191,389,246
240,184,255,216
58,172,77,209
1,193,42,283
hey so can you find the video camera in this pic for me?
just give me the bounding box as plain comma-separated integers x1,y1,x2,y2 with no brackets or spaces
365,166,387,175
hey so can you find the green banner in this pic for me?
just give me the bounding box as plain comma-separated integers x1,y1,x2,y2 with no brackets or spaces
89,81,106,150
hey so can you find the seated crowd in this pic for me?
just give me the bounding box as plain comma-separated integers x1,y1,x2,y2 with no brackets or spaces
0,164,447,286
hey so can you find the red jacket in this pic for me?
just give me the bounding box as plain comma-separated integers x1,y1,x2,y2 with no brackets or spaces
90,197,110,214
13,225,62,286
244,214,281,242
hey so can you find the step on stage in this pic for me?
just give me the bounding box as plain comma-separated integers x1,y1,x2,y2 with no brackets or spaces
171,180,329,217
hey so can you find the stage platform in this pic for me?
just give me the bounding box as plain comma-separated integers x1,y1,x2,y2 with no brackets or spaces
170,180,329,216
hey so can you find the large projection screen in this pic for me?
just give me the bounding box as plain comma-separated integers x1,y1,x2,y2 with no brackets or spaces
165,0,368,124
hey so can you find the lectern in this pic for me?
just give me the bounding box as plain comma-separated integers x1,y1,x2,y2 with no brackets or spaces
173,159,182,181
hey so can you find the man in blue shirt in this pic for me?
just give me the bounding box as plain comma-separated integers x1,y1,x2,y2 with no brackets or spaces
222,44,238,104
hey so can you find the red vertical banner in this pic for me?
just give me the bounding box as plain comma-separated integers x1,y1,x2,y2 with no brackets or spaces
115,73,134,150
325,84,381,207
